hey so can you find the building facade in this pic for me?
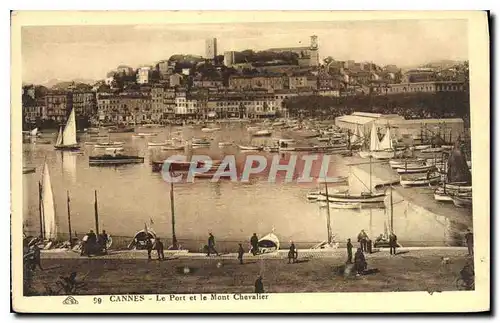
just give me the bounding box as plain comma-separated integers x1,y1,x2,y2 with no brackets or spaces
384,81,467,95
229,75,285,91
224,51,235,67
45,92,72,121
268,35,319,67
71,92,96,117
137,66,152,84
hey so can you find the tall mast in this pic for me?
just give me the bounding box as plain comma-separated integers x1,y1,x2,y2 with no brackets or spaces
170,176,178,249
324,177,332,244
369,156,372,194
67,191,73,248
38,181,44,239
94,190,100,237
390,185,394,232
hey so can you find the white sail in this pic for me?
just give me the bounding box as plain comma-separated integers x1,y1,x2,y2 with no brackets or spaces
55,127,63,146
379,127,394,150
351,125,363,145
41,163,57,240
62,108,77,146
369,123,380,151
30,128,38,136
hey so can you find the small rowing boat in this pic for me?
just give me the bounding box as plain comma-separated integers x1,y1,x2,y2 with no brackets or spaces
318,201,362,210
147,141,171,147
218,142,233,147
396,165,437,175
23,167,36,174
400,174,441,187
89,154,144,166
237,144,262,151
201,127,221,133
252,130,272,137
421,147,443,153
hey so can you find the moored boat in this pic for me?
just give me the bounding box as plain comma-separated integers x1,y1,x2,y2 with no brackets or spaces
201,127,221,133
23,166,36,174
218,142,233,147
237,144,262,151
396,165,437,175
89,154,144,166
400,174,441,187
252,129,272,137
421,147,443,153
452,196,473,208
319,192,386,203
161,145,185,151
257,232,280,254
147,141,171,147
128,227,157,250
94,142,124,149
318,201,362,210
389,158,425,169
108,126,134,133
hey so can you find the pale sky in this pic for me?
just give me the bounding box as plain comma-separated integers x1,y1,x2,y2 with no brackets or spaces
22,20,468,85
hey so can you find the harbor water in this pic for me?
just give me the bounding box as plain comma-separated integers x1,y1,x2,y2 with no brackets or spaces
22,123,470,251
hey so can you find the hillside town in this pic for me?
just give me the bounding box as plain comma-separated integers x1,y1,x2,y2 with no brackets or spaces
22,35,470,129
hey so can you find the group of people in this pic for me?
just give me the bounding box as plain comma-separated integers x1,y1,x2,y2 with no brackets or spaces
345,230,399,275
145,237,165,261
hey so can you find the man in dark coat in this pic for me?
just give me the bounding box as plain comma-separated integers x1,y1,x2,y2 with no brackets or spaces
100,230,109,254
288,242,297,264
145,238,153,260
465,229,474,256
250,233,259,256
155,238,165,260
207,233,219,256
254,275,264,293
237,243,244,264
346,238,353,264
354,248,366,275
389,232,398,255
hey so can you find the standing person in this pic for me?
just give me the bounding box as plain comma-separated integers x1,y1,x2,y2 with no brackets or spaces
100,230,109,254
30,244,43,271
389,231,398,256
250,233,259,256
288,242,297,264
86,230,97,257
354,248,366,275
254,275,264,293
237,243,245,264
465,229,474,256
145,238,153,260
155,238,165,260
357,230,368,252
207,233,219,256
346,238,353,264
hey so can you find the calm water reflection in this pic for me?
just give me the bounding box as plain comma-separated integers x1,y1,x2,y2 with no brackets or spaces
22,124,454,248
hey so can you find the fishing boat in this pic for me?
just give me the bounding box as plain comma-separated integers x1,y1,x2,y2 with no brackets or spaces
359,151,372,159
86,127,100,134
191,171,233,180
247,126,260,132
445,182,472,192
441,145,454,150
433,189,454,202
89,154,144,166
263,146,279,152
54,108,80,150
396,164,437,175
414,145,431,150
94,142,124,149
237,144,262,151
317,137,330,142
201,127,221,133
218,142,233,147
252,129,272,137
133,132,157,138
272,121,285,127
128,226,157,250
452,196,473,208
389,158,425,169
400,173,441,187
23,166,36,174
421,147,443,153
257,232,280,254
147,141,171,147
317,176,348,184
191,140,211,148
161,145,185,151
317,192,386,203
24,127,40,137
108,126,134,133
279,146,296,151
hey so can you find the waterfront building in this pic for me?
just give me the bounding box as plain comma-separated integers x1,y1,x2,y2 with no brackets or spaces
229,75,285,91
97,92,151,123
137,66,152,84
206,93,278,119
403,69,437,83
71,91,96,117
23,99,46,122
174,90,199,118
44,91,72,122
335,112,465,143
151,85,176,121
205,38,218,60
192,77,224,89
384,81,467,95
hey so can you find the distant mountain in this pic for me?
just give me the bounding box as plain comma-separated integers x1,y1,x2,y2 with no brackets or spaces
420,60,463,70
33,78,97,88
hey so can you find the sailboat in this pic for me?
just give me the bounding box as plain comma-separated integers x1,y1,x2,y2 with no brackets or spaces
372,126,399,160
359,123,379,158
350,125,363,148
40,163,57,242
54,108,80,150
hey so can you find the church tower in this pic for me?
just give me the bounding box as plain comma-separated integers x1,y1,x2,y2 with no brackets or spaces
309,35,319,67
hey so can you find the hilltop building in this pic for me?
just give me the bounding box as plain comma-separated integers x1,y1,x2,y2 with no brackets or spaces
268,35,319,67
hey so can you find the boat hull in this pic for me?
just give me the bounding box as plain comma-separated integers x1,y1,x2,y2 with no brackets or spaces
396,165,436,174
54,144,80,151
89,156,144,166
400,175,440,187
319,193,386,203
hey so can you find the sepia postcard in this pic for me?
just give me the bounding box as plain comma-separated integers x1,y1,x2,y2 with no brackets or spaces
11,10,490,313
